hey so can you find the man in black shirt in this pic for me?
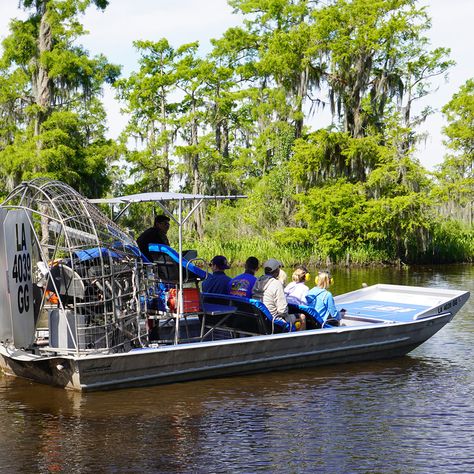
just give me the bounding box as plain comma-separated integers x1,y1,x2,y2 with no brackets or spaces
136,215,170,261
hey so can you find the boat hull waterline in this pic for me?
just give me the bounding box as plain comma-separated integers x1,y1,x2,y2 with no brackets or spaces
0,311,455,391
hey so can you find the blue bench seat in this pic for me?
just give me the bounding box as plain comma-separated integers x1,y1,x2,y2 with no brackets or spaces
202,293,294,335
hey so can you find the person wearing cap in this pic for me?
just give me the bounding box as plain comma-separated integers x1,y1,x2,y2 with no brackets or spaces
202,255,232,294
228,256,259,298
252,258,294,325
137,214,171,261
305,271,345,326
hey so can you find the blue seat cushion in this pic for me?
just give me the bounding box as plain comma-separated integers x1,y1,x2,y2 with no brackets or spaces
203,292,293,333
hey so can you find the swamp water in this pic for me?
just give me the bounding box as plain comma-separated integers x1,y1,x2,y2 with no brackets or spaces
0,265,473,473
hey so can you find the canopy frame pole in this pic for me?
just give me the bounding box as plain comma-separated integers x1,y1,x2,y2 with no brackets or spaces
112,202,132,222
155,201,178,225
171,198,205,345
174,199,184,344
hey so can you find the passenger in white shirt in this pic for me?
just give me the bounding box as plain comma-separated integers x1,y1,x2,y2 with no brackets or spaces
284,266,310,330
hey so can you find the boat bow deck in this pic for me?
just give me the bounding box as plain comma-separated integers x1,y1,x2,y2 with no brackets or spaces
341,300,430,322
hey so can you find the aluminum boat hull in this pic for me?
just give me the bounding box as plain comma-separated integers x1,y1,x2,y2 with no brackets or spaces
1,283,469,391
0,311,456,391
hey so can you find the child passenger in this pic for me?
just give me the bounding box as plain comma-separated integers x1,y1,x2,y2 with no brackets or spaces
284,266,310,330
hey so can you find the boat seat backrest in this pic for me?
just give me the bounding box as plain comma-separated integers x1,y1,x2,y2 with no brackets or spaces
288,303,324,328
203,293,293,334
288,303,338,329
148,244,207,283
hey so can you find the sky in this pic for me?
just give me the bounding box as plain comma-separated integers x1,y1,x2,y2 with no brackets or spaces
0,0,472,171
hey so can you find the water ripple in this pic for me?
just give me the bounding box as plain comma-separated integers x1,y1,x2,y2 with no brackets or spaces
0,264,473,472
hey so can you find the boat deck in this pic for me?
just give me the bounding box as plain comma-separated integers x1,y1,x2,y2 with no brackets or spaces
341,299,430,322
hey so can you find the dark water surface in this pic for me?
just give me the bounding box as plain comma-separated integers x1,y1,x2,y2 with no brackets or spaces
1,265,473,473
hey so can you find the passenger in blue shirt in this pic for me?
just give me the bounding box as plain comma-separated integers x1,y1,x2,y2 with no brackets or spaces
305,271,345,326
202,255,231,294
228,256,259,298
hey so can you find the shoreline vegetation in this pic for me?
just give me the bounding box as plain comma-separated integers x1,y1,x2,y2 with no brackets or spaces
183,223,474,268
0,1,472,266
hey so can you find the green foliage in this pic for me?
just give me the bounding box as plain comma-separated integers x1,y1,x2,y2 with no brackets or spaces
290,130,386,188
273,227,314,247
0,110,115,196
363,193,433,262
435,79,474,211
366,155,432,198
1,0,471,266
427,219,474,264
237,163,296,231
114,38,186,192
108,0,466,265
296,179,367,261
311,0,451,146
0,0,119,195
342,245,391,266
442,79,474,158
289,127,440,263
190,235,317,268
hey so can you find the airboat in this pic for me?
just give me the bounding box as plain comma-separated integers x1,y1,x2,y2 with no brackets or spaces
0,179,469,391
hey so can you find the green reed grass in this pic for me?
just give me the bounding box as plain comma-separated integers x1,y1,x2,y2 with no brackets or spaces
190,237,315,266
185,220,474,268
189,237,393,267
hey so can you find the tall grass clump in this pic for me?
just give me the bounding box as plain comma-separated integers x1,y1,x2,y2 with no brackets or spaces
341,245,392,266
189,236,323,267
426,220,474,263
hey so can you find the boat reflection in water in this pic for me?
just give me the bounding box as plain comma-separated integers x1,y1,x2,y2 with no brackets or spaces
2,335,474,473
0,179,470,391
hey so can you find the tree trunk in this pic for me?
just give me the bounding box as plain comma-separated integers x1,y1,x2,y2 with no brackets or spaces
33,1,53,138
160,90,170,192
294,66,309,139
191,103,204,239
33,1,53,248
30,0,53,184
222,120,229,161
